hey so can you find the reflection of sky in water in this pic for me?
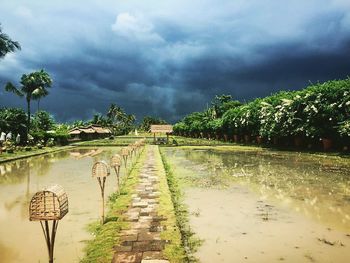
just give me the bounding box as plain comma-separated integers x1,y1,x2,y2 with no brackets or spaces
0,147,125,263
162,147,350,231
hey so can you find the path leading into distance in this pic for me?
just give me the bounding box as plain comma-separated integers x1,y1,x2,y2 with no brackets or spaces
112,146,170,263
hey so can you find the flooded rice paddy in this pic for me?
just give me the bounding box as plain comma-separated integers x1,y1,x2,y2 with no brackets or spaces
161,146,350,263
0,147,127,263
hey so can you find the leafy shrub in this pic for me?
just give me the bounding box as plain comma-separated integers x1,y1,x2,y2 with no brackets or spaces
175,77,350,148
0,107,27,142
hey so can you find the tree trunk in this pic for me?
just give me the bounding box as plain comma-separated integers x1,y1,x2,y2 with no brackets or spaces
27,97,31,138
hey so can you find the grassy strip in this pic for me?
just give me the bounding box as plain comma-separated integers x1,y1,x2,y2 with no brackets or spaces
81,147,146,263
73,137,154,147
152,146,186,262
170,136,231,146
159,148,202,263
0,145,74,164
172,136,350,157
174,144,350,166
172,145,263,152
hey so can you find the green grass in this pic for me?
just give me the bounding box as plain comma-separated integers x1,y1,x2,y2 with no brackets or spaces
168,137,350,164
0,145,73,164
169,136,231,146
152,146,186,262
81,148,146,263
159,148,202,263
73,136,154,147
173,145,263,152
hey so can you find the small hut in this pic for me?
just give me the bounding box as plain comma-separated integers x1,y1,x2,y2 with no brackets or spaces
150,125,173,144
69,125,112,141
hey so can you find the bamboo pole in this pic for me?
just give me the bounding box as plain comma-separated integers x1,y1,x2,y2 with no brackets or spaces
40,220,58,263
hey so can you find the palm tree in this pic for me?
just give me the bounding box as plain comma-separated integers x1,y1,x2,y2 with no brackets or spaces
0,24,21,58
4,69,52,137
108,104,126,124
72,120,85,128
126,114,136,125
32,86,49,111
107,103,118,123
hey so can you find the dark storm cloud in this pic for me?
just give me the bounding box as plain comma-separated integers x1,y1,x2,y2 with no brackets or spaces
178,38,350,102
1,0,350,123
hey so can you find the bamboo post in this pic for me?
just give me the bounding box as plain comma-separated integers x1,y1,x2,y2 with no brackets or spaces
129,146,134,165
114,166,120,190
92,161,110,224
40,220,58,263
97,177,106,224
121,147,129,172
110,154,121,192
29,185,68,263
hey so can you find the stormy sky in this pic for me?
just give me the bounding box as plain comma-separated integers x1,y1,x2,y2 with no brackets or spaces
0,0,350,123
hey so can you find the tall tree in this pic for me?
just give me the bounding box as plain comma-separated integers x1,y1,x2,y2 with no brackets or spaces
126,114,136,125
0,24,21,58
32,86,49,111
4,70,53,137
210,94,241,118
139,116,167,131
0,107,27,139
32,110,55,132
107,103,126,124
107,103,117,123
91,113,109,126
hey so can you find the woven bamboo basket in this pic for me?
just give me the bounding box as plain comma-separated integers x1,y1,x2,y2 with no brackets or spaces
92,161,110,178
111,154,122,167
29,185,68,221
121,147,129,156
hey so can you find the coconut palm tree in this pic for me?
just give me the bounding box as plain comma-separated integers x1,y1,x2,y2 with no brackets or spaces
126,114,136,125
4,70,52,137
107,103,118,123
32,86,49,111
0,24,21,58
107,103,126,124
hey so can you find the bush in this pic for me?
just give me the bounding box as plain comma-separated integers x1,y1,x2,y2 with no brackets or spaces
0,107,27,143
175,77,350,149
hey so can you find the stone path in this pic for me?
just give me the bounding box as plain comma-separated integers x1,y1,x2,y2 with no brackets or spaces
112,146,170,263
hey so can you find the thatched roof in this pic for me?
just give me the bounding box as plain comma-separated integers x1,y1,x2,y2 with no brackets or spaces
69,129,81,135
91,125,112,134
150,125,173,133
68,125,112,135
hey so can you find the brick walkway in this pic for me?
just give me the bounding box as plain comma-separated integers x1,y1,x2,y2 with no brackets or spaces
112,146,170,263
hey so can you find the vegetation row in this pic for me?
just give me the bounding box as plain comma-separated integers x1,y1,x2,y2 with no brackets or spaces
173,78,350,151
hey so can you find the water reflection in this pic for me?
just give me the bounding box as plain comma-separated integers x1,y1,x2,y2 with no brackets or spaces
162,147,350,231
0,147,122,263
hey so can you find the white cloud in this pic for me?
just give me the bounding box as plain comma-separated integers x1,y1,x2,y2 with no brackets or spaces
111,13,164,44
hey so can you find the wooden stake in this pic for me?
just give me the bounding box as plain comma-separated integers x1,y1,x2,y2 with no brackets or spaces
40,220,59,263
114,166,120,192
97,177,106,224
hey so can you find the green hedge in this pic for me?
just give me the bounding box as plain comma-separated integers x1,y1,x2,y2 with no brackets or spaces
174,78,350,149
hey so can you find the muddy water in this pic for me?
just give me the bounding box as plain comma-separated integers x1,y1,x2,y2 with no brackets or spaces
0,147,128,263
161,147,350,263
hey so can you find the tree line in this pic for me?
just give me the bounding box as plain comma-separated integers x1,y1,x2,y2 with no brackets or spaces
174,78,350,151
0,23,167,146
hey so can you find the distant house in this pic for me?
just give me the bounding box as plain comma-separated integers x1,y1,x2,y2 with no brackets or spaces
150,125,173,144
68,125,112,141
